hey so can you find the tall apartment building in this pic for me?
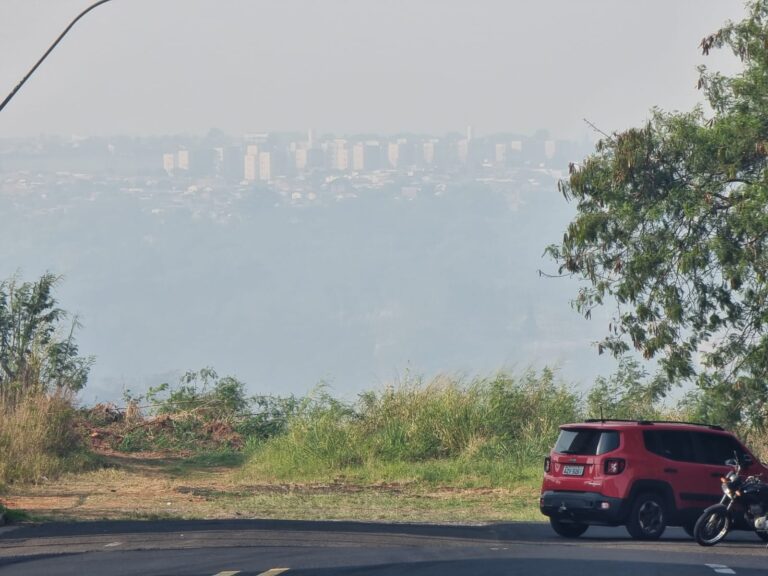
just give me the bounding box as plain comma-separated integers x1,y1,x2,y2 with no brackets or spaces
177,150,190,171
244,153,259,181
495,143,507,164
457,139,470,164
162,153,175,174
387,141,400,168
387,138,414,169
259,151,273,181
295,148,308,172
352,141,381,172
329,139,349,171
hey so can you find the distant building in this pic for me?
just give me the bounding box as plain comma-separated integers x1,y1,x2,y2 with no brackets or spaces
329,139,349,171
259,151,273,181
387,138,414,169
495,143,507,164
222,145,244,181
420,138,447,167
295,148,308,172
457,139,469,164
352,142,365,171
176,150,190,171
387,141,401,168
352,141,381,171
422,140,436,165
244,153,259,181
162,153,175,174
306,148,324,170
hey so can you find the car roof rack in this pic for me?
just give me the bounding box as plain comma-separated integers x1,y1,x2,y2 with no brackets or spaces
583,418,724,431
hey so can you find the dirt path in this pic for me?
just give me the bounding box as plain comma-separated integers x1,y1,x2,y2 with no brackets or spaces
2,452,541,523
3,452,240,521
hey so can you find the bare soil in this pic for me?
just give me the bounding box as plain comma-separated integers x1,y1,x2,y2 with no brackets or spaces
1,451,541,524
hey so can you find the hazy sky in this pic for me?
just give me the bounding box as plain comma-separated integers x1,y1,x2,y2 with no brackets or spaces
0,1,746,139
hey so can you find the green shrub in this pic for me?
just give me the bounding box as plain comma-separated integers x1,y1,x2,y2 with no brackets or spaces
245,369,580,485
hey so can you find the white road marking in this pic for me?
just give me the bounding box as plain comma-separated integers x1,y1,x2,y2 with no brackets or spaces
103,541,122,548
706,564,736,575
256,570,290,576
213,572,240,576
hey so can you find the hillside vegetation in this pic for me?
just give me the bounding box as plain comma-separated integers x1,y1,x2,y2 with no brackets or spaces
7,354,768,490
0,272,761,520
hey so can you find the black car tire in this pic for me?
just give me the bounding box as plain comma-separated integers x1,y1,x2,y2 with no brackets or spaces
549,517,589,538
757,531,768,542
626,492,666,540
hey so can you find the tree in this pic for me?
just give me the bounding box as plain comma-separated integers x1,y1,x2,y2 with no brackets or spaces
546,1,768,426
586,357,667,421
0,273,92,401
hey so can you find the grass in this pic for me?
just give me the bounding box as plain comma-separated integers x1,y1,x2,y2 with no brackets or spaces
0,370,565,524
2,451,543,523
0,366,693,525
0,393,97,488
241,369,576,491
166,449,246,477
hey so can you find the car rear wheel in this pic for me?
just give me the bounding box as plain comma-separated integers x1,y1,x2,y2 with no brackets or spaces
549,517,589,538
626,492,666,540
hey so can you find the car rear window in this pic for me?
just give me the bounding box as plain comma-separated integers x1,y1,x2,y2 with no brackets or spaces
554,428,620,455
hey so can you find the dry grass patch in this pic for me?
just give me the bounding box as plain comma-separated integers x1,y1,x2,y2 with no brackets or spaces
3,451,543,523
0,393,94,487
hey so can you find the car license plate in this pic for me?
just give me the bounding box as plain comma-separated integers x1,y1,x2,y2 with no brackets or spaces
563,465,584,476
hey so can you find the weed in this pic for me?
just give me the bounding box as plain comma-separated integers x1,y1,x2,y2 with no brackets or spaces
243,369,579,488
0,392,95,486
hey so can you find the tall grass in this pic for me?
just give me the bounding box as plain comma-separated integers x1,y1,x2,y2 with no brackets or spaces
243,369,579,487
0,393,92,487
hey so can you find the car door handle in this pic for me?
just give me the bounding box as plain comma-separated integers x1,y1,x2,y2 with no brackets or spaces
664,468,678,474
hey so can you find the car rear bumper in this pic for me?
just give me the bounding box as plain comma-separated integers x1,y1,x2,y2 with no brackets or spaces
540,490,626,525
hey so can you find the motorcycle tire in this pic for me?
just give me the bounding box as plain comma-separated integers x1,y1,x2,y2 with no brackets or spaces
694,504,730,546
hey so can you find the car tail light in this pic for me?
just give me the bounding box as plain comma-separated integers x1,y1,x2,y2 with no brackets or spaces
604,458,625,475
544,456,551,473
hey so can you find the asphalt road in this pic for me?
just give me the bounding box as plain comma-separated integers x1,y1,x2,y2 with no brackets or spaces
1,519,767,576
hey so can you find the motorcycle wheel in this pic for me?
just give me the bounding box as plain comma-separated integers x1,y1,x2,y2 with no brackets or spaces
694,504,730,546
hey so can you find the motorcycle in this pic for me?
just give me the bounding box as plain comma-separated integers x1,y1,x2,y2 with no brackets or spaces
694,457,768,546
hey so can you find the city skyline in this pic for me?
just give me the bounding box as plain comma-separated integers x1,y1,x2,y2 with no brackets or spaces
0,126,589,183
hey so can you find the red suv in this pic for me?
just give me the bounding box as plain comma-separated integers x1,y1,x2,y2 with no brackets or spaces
539,419,768,540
